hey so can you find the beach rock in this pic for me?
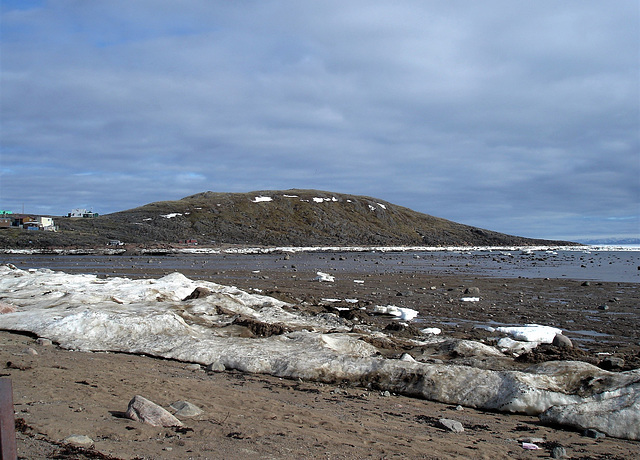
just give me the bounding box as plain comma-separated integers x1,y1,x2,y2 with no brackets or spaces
551,446,567,458
583,428,606,439
35,338,52,346
125,395,183,427
63,434,94,448
170,400,203,417
552,334,573,349
438,418,464,433
183,287,213,300
600,356,625,371
464,287,480,295
206,361,226,372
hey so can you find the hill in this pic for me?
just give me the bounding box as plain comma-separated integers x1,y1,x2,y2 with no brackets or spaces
1,190,576,248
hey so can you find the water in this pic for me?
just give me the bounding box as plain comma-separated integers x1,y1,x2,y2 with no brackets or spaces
1,247,639,283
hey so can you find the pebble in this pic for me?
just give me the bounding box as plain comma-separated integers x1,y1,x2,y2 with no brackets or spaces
170,400,203,417
206,361,226,372
551,446,567,458
36,338,52,346
24,347,38,355
438,418,464,433
600,356,625,370
583,428,606,439
63,434,94,448
598,304,609,310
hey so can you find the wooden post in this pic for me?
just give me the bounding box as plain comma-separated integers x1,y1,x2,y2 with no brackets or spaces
0,379,17,460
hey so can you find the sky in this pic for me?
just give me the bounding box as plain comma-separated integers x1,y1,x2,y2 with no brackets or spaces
1,0,638,242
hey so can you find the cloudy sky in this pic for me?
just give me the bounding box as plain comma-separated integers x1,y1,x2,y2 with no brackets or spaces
1,0,638,241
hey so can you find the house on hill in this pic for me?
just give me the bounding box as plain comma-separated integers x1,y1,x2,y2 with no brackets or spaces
68,208,99,218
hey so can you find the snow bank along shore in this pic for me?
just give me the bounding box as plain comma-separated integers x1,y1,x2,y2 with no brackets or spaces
2,243,638,256
1,265,638,440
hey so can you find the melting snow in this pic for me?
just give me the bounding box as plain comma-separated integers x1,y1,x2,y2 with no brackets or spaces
1,265,639,440
252,196,273,202
315,272,335,282
160,213,182,219
497,324,562,343
372,305,419,321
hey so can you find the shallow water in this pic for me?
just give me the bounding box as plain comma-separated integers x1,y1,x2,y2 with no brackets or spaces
2,248,639,283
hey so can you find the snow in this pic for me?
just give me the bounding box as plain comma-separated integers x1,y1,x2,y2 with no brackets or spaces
372,305,419,321
377,203,387,209
252,196,272,202
461,297,480,302
160,213,182,218
315,272,335,282
420,327,442,335
497,324,562,343
1,265,639,440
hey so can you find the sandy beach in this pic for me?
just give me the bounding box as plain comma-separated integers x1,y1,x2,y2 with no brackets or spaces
1,249,639,459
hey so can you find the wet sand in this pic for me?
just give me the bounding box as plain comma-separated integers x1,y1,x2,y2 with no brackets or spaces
2,250,639,458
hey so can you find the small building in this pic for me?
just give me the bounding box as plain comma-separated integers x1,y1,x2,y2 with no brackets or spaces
68,208,99,218
37,216,57,231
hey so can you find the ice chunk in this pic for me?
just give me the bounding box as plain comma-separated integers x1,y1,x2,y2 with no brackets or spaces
315,272,335,282
372,305,418,321
497,324,562,343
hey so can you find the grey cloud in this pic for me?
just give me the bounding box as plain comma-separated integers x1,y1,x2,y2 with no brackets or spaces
1,1,638,240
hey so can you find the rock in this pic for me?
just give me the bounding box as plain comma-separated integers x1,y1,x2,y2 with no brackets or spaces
24,347,38,356
125,395,183,427
551,446,567,458
464,287,480,295
381,390,391,397
399,353,415,362
599,356,624,371
206,361,226,372
182,287,212,300
552,334,573,349
35,338,52,346
170,400,203,417
185,363,201,371
583,428,606,439
438,418,464,433
63,434,94,448
581,281,590,286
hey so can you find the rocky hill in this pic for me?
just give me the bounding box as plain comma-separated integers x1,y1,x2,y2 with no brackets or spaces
0,190,576,248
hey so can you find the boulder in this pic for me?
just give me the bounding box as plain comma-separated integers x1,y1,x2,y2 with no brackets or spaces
552,334,573,349
125,395,183,427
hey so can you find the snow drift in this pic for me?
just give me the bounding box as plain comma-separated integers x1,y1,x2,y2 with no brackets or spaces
1,265,638,440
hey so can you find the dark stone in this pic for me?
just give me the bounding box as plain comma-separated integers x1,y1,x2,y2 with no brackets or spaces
583,428,605,439
599,356,624,371
552,334,573,349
